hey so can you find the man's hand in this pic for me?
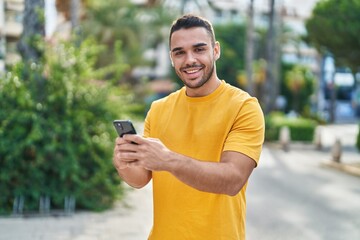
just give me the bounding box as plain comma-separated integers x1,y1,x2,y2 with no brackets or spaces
120,134,173,171
113,136,152,188
113,137,134,170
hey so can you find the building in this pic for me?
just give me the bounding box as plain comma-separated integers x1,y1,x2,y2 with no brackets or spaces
0,0,70,72
0,0,24,71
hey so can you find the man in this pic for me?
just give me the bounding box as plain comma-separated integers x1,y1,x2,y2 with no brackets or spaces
113,14,264,240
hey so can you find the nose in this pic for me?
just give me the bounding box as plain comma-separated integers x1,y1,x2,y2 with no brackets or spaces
184,52,196,66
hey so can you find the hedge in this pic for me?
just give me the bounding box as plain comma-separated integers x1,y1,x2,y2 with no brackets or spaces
265,112,317,142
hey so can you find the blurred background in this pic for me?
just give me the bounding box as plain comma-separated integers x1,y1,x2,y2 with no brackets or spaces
0,0,359,239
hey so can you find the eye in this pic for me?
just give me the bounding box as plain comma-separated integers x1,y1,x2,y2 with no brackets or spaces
174,51,185,56
195,47,205,53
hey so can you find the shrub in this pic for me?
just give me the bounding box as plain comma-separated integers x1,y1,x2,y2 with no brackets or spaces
0,38,137,214
265,112,317,142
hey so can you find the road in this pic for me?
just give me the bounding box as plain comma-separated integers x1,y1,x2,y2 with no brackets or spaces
246,142,360,240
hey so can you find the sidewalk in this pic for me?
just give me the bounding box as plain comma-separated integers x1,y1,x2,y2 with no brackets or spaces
0,184,153,240
273,123,360,177
311,124,360,177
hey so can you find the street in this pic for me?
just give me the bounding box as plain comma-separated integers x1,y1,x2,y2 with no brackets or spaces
247,142,360,240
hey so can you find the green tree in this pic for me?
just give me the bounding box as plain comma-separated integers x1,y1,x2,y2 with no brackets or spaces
81,0,173,83
214,23,246,88
305,0,360,75
281,64,316,114
18,0,45,63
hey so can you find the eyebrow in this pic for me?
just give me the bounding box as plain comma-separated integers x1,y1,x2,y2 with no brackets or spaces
171,42,208,52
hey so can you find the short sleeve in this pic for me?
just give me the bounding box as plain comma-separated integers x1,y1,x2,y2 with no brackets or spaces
223,97,265,166
143,104,153,138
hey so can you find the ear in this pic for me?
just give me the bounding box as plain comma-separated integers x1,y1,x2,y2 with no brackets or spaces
214,41,221,61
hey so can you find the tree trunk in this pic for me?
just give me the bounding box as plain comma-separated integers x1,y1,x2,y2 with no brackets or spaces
245,0,255,96
17,0,45,63
71,0,80,29
264,0,277,114
181,0,188,14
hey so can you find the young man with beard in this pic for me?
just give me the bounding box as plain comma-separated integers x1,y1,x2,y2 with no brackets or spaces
113,14,264,240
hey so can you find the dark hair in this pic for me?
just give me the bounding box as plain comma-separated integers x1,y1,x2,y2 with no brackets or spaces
169,14,216,47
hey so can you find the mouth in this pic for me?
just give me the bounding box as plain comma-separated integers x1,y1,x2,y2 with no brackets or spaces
181,65,204,76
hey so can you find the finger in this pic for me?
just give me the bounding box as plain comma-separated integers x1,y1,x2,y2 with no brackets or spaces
118,142,139,152
118,151,138,162
113,152,126,169
115,137,127,145
123,134,146,145
127,160,140,168
114,160,128,170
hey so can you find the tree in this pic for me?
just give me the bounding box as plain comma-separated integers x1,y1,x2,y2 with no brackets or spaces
17,0,46,109
281,63,316,115
81,0,173,83
214,23,247,89
263,0,280,114
17,0,45,63
245,0,255,96
305,0,360,75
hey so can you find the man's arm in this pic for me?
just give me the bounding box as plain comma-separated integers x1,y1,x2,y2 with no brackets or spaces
121,135,256,196
113,137,152,188
168,150,256,196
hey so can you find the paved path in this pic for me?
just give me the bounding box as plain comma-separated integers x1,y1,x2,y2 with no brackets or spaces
0,185,153,240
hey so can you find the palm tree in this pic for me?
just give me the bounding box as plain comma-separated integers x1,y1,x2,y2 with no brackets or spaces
81,0,174,82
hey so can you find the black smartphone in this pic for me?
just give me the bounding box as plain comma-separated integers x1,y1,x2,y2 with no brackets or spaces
113,120,137,137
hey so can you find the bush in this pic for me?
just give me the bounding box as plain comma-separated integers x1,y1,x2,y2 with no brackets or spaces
0,38,137,214
265,112,317,142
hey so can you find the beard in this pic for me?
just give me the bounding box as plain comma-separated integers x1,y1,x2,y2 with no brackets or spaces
178,63,215,89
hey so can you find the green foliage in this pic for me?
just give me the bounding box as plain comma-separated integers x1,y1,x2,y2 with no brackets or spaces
0,38,135,214
214,23,246,88
82,0,174,81
305,0,360,73
265,112,317,142
280,63,316,114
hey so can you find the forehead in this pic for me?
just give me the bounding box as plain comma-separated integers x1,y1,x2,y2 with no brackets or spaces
170,27,212,50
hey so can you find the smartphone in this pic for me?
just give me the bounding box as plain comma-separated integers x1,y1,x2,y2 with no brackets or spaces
113,120,137,137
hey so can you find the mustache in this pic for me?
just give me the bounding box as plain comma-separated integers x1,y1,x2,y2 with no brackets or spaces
180,64,204,71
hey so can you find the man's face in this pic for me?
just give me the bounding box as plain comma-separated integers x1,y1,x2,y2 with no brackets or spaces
170,27,220,91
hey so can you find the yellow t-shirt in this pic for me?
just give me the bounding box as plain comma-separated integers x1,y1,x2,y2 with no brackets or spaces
144,80,264,240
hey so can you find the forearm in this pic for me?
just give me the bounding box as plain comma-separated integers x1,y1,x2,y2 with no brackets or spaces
116,166,152,188
165,152,249,196
117,135,256,195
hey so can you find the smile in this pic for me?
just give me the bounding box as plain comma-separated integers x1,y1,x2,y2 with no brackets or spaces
182,65,204,74
184,69,201,74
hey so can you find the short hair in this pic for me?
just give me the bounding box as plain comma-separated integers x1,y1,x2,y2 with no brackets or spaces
169,14,216,47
